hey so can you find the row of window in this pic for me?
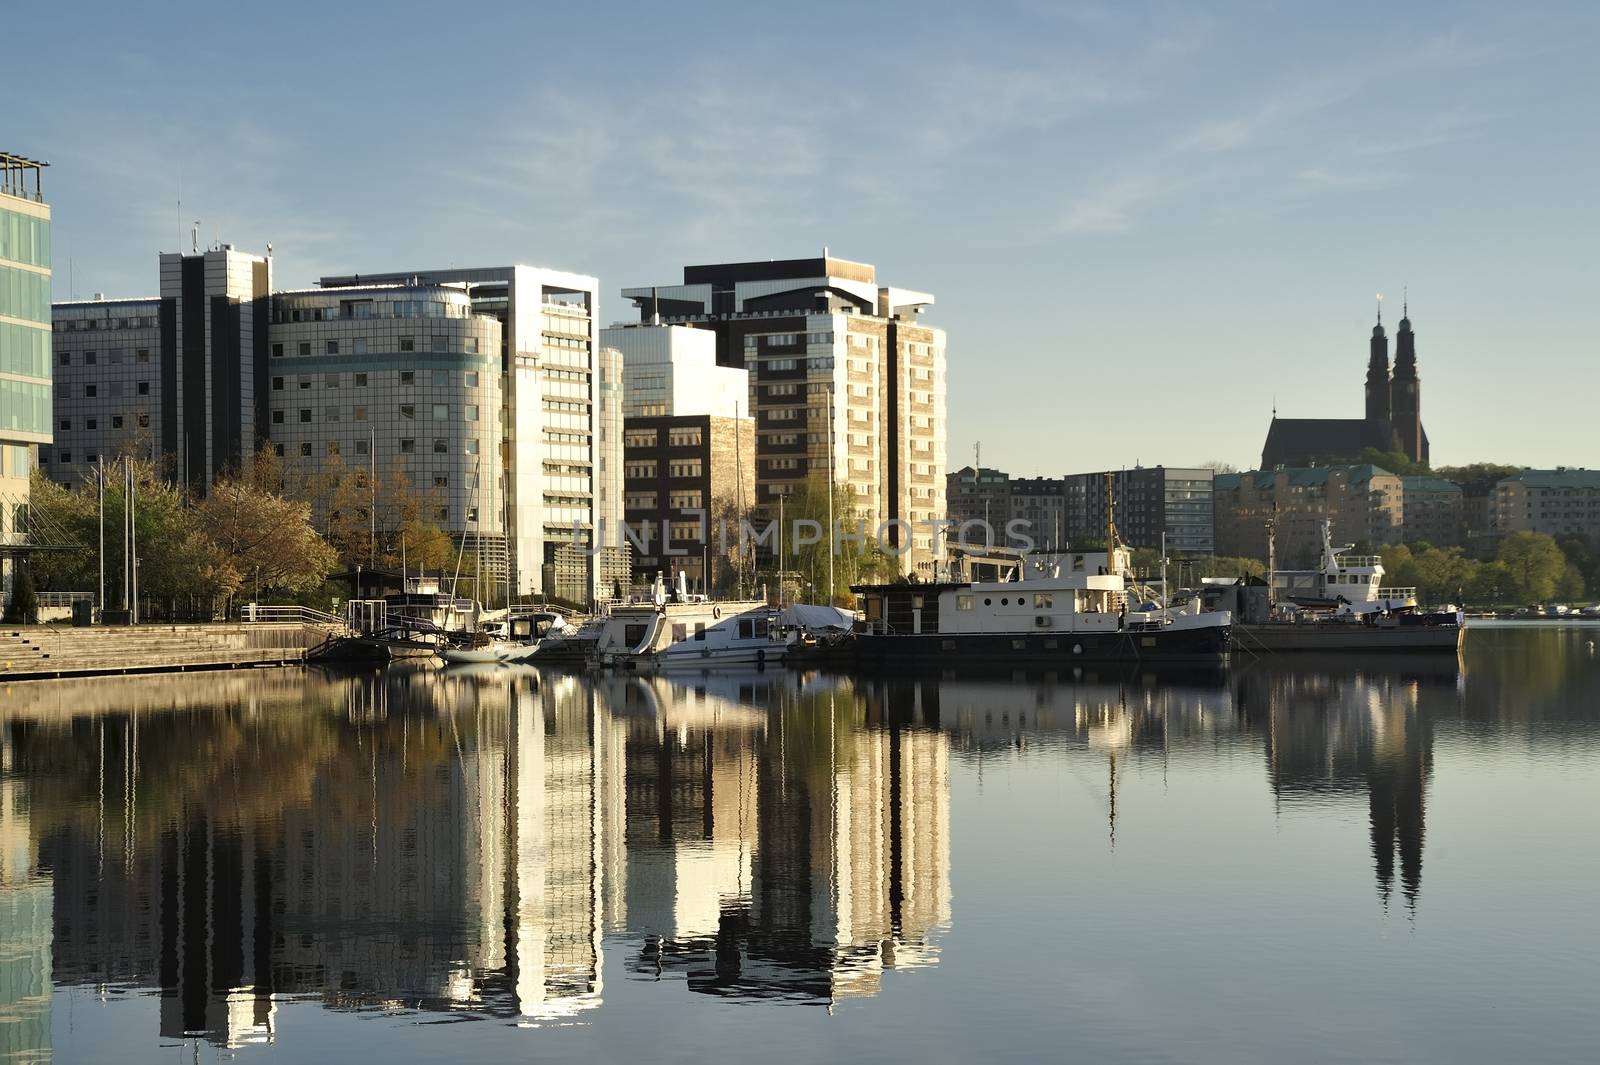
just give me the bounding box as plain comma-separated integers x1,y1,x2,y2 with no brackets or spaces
621,428,704,449
0,321,51,378
0,264,51,324
272,369,483,390
58,413,150,432
0,208,50,268
623,459,704,479
54,314,158,331
272,403,480,424
272,299,472,323
742,332,834,349
272,335,480,357
70,382,153,399
956,593,1057,611
57,348,151,365
623,491,705,509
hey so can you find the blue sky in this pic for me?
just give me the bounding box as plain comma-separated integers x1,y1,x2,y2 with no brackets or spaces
12,0,1598,472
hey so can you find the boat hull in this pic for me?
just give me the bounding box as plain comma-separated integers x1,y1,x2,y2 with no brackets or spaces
851,623,1230,667
1237,622,1464,654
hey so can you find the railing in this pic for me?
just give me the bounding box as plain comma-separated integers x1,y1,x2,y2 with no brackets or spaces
1334,555,1383,568
37,592,94,608
237,604,348,627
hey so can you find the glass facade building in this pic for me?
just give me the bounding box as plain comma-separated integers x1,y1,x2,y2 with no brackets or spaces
0,152,50,587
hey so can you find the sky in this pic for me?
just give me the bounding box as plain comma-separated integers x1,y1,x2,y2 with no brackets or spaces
11,0,1598,474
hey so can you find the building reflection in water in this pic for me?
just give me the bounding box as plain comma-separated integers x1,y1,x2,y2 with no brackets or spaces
2,633,1587,1050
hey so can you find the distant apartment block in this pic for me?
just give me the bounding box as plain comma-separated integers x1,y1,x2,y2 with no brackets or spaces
621,256,946,576
1399,476,1465,547
601,321,747,419
0,151,52,595
1214,465,1403,566
946,466,1010,528
48,298,160,481
1491,469,1600,547
944,465,1215,554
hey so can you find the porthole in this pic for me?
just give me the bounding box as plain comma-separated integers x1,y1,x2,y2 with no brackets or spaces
983,598,992,606
1073,644,1083,655
1000,597,1009,606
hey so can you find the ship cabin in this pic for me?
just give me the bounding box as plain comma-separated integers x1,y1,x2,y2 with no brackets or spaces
854,549,1157,637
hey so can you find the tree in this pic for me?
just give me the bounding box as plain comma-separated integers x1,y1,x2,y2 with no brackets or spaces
4,563,39,623
194,476,338,597
1496,532,1571,604
765,475,897,604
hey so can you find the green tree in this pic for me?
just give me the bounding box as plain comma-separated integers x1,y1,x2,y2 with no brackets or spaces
765,475,897,605
1496,532,1571,604
4,563,39,623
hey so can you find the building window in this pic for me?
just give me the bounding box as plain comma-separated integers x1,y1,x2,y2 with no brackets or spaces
272,410,284,424
625,461,657,479
137,413,150,429
433,369,448,387
466,506,478,522
58,418,71,431
272,376,284,391
58,352,70,365
298,342,311,356
272,343,284,357
355,439,369,456
299,409,311,423
299,442,312,456
400,336,415,352
273,443,285,456
299,378,312,389
465,439,480,455
465,371,479,387
85,384,96,397
430,336,446,352
326,373,339,388
58,452,71,463
433,475,448,488
669,459,703,478
466,337,479,354
433,438,448,454
436,506,448,521
668,427,703,447
400,404,415,420
112,415,124,429
326,340,339,355
465,405,479,421
326,407,340,422
136,348,150,363
327,441,340,456
353,405,367,421
957,595,975,611
432,403,448,420
354,372,368,387
400,370,415,385
399,438,415,453
353,338,368,354
624,429,657,448
670,490,703,509
85,351,97,365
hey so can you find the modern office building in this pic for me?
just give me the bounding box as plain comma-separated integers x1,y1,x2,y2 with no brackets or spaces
0,151,52,597
1491,469,1600,547
266,282,509,572
44,298,161,484
1214,465,1403,565
321,265,622,601
621,256,947,576
159,244,272,490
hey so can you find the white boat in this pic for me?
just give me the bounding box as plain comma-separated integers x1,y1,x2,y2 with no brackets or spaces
1270,521,1418,617
590,572,789,669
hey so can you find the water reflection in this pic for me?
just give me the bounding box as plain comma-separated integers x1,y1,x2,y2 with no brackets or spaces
0,623,1597,1057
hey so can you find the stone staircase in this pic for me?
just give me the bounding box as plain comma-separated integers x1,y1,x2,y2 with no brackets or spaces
0,623,327,680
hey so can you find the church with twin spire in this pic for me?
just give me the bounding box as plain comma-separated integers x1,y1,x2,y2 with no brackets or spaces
1260,298,1429,469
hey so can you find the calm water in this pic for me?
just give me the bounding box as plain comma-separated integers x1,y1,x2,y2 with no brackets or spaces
2,624,1598,1065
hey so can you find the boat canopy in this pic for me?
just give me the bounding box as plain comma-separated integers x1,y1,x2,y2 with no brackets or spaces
780,604,857,631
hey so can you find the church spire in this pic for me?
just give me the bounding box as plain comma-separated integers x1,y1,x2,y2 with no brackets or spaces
1366,296,1391,423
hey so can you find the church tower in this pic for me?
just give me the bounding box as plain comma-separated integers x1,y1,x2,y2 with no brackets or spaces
1365,306,1390,424
1390,300,1425,463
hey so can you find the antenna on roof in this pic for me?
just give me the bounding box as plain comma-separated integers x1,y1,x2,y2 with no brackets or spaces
192,221,200,255
1375,292,1383,326
1403,285,1408,318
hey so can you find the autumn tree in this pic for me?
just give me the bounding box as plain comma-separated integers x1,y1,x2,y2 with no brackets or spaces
194,476,338,597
